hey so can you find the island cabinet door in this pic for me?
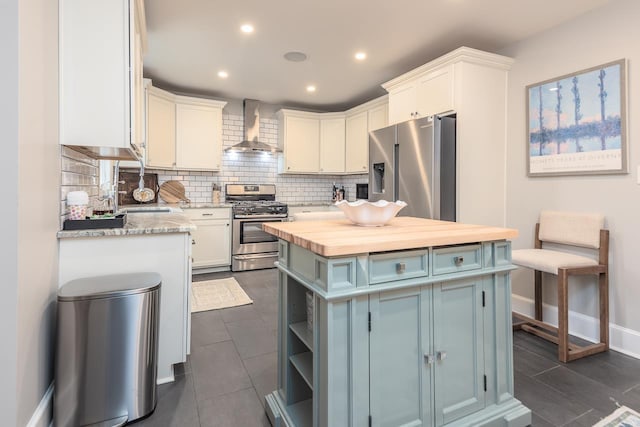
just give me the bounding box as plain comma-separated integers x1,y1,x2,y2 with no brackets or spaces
369,287,432,427
432,277,485,425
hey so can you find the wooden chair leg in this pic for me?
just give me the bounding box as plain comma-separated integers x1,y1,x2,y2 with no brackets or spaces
599,271,609,348
534,270,543,321
557,269,569,363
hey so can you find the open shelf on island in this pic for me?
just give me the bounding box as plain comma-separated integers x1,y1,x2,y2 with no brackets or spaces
289,352,313,389
287,398,312,427
289,322,313,351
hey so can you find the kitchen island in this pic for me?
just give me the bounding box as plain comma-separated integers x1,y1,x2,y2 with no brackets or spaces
262,217,531,427
57,212,195,384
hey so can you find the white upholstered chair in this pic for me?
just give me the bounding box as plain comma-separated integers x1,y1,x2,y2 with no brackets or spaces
512,211,609,362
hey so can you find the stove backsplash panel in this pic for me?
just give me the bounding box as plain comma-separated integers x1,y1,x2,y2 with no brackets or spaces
134,113,367,204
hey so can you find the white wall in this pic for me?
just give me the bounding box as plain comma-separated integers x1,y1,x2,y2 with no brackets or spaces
0,0,20,424
16,0,60,424
501,0,640,341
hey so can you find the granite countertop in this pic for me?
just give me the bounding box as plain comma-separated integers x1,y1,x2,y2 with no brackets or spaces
57,212,196,239
263,217,518,257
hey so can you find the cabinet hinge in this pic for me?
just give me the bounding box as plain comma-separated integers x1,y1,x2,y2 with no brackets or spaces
482,291,486,307
368,312,372,332
369,415,372,427
484,375,487,392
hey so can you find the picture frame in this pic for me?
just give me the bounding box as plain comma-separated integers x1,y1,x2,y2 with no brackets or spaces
526,59,628,177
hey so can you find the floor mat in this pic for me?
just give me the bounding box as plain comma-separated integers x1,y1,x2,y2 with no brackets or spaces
191,277,253,312
594,406,640,427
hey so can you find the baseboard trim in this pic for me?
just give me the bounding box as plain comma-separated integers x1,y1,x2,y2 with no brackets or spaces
26,381,54,427
512,295,640,359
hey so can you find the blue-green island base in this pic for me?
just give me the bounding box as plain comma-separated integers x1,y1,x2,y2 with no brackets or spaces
266,391,530,427
265,236,531,427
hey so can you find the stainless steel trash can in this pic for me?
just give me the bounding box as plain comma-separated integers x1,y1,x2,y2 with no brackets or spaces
55,272,162,427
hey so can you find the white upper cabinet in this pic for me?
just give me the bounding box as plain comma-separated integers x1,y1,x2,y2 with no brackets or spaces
415,65,454,119
344,95,388,174
345,111,368,173
278,112,321,173
59,0,146,160
367,102,389,132
175,96,226,170
387,65,454,125
144,84,226,171
320,116,346,174
382,47,514,226
146,87,176,169
387,82,418,125
278,96,387,175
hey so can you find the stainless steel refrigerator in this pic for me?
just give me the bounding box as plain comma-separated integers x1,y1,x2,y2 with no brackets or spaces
369,115,456,221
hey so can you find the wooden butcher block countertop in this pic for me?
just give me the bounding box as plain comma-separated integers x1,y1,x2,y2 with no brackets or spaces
263,217,518,257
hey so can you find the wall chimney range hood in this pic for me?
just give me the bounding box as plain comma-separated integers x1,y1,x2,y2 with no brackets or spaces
225,99,281,153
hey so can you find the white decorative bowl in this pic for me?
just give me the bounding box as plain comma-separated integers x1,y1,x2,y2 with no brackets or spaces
334,200,407,226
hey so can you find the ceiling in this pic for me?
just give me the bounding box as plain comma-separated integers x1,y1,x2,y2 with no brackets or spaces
143,0,612,112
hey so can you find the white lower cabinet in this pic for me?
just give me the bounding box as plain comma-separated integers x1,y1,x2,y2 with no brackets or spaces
58,232,192,384
184,208,231,270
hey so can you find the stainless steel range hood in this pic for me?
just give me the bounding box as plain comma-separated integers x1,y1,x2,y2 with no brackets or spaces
225,99,281,152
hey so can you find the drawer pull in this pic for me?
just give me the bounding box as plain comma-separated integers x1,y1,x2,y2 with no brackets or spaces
396,262,406,274
192,239,196,245
424,354,434,365
202,213,214,216
437,351,447,361
454,256,464,266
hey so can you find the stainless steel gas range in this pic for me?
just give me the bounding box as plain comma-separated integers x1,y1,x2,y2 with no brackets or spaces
226,184,288,271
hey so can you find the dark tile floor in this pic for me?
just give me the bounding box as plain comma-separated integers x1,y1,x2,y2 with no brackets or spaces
134,269,640,426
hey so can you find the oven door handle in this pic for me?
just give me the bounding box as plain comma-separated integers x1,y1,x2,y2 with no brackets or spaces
233,214,288,219
233,253,279,260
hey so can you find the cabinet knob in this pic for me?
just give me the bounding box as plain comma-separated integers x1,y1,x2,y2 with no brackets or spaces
424,354,434,365
287,166,291,170
453,256,464,266
396,262,406,274
226,223,229,226
437,351,447,361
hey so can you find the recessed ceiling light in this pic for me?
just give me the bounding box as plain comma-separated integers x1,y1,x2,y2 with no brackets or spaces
306,85,316,93
217,70,228,79
284,51,308,62
240,24,254,33
355,51,367,61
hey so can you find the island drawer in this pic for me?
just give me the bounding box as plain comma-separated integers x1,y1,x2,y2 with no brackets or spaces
369,249,429,284
432,244,482,275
